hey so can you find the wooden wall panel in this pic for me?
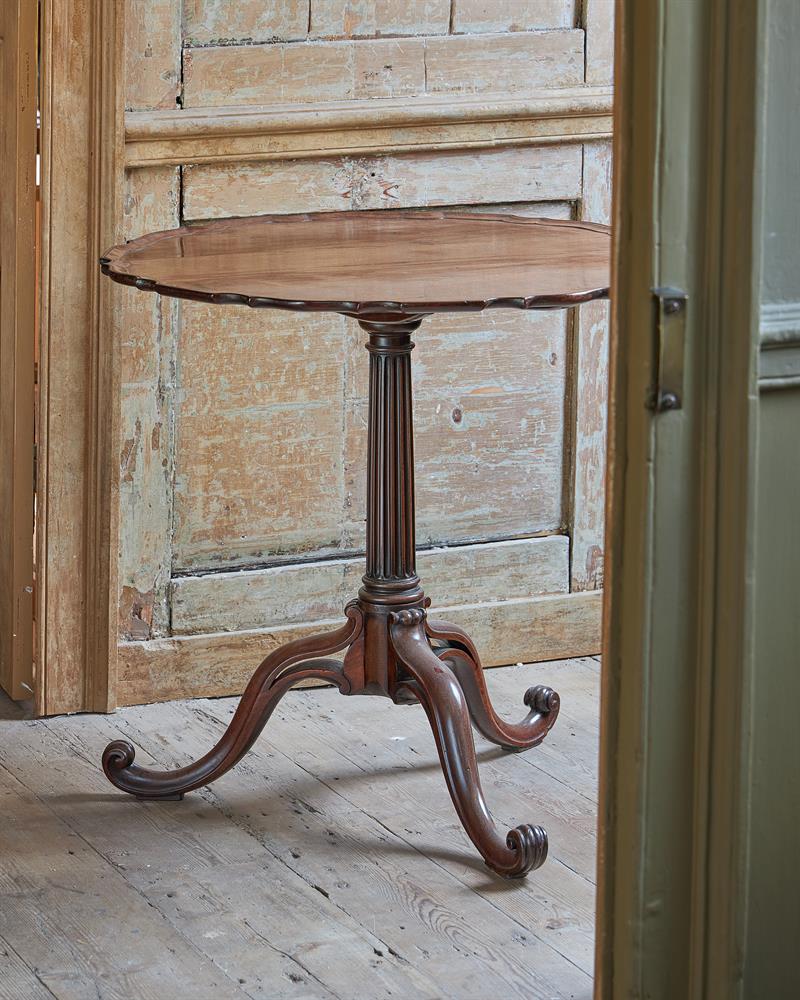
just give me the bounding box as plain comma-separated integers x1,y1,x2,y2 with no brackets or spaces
172,306,347,571
117,167,180,640
182,145,583,219
583,0,616,86
124,0,181,110
423,30,583,94
183,39,424,107
183,0,575,45
117,590,602,707
183,1,308,45
571,140,612,591
309,0,451,39
345,308,568,548
451,1,574,33
182,30,584,107
171,535,569,635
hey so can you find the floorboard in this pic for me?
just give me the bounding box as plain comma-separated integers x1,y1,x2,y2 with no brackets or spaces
0,658,599,1000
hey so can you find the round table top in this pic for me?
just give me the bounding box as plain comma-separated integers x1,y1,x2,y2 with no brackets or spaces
101,210,610,319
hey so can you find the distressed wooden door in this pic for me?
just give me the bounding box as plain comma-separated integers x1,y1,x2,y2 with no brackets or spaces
0,0,37,701
112,0,614,706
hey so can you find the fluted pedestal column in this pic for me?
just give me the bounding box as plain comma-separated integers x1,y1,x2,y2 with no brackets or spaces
356,319,426,695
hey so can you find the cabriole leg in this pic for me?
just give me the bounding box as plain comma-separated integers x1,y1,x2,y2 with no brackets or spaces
102,604,364,800
390,608,548,878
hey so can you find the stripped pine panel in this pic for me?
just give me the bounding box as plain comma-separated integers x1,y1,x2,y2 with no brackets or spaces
118,167,180,639
423,30,584,94
309,0,451,39
181,145,583,218
439,590,602,663
124,0,181,110
183,0,309,46
115,591,601,706
571,141,612,591
451,0,575,33
117,168,181,386
172,307,347,572
584,0,616,86
581,140,613,223
183,38,426,108
571,298,608,590
182,31,585,108
344,296,570,400
171,535,569,635
346,380,566,545
119,384,173,639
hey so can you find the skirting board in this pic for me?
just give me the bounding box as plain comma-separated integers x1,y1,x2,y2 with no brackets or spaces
116,590,603,707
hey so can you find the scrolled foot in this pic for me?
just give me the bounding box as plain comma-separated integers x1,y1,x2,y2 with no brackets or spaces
506,824,548,877
102,740,185,800
524,684,560,717
103,739,135,774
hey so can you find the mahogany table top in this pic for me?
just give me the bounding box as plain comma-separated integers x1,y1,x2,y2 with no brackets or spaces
101,209,610,319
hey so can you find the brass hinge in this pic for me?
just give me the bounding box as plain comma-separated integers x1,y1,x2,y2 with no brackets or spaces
649,286,688,412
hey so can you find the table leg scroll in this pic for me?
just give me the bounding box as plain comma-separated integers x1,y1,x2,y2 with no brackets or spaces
102,604,364,800
425,618,560,752
390,608,548,878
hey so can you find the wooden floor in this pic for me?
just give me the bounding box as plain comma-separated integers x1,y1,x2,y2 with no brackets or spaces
0,657,600,1000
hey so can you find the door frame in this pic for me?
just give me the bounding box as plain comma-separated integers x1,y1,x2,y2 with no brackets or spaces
0,0,37,701
35,0,123,714
597,0,764,995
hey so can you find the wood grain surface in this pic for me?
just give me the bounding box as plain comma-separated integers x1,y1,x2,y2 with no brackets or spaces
102,210,610,316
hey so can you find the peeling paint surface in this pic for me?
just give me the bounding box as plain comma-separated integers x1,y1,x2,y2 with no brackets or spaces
119,585,156,641
182,29,583,108
571,142,612,591
183,146,582,220
451,0,573,34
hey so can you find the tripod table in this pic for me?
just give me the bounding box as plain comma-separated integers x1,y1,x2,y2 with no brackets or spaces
100,210,610,878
